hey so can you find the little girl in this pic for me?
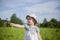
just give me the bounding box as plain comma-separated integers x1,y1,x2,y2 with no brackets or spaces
10,14,42,40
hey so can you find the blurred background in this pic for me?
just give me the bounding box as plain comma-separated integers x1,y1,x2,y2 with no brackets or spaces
0,0,60,40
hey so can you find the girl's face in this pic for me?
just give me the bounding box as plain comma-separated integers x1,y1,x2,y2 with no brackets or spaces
27,17,34,25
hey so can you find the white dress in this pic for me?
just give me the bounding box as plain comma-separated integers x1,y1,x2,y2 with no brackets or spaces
24,24,40,40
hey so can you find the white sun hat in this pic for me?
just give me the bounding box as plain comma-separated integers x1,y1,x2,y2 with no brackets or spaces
26,14,37,21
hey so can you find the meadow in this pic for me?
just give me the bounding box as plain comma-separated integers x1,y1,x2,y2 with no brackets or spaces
0,27,60,40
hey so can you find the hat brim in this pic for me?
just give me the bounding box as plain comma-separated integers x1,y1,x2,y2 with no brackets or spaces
26,15,37,22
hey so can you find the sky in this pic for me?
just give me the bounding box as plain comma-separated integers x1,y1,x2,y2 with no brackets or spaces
0,0,60,23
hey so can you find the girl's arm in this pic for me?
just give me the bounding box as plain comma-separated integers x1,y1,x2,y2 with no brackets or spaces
38,33,42,40
10,23,25,28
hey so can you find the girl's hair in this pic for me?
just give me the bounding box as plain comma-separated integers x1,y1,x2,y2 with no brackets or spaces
26,16,37,25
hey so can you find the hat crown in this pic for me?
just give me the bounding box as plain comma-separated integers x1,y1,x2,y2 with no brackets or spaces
29,14,37,19
27,14,37,21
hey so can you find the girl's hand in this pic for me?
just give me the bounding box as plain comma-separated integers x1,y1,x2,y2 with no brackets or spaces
10,23,14,27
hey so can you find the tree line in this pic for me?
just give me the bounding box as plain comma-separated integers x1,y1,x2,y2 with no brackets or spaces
37,18,60,28
0,13,60,28
0,14,24,27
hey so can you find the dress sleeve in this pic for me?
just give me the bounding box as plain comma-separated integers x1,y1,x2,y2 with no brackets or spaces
24,24,29,30
36,27,40,33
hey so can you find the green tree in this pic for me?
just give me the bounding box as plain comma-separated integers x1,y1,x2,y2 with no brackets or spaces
10,13,24,25
42,18,48,27
49,18,58,28
57,21,60,28
50,18,57,23
0,18,4,27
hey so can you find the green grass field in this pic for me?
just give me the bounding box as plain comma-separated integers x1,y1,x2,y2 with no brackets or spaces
0,27,60,40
